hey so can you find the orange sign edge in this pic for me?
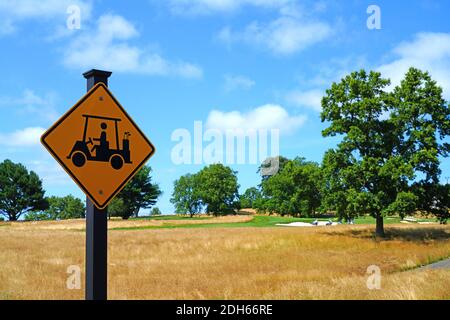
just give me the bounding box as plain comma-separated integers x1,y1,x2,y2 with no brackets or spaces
40,82,156,209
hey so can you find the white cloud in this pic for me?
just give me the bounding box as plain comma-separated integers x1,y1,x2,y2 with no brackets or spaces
0,89,59,121
377,32,450,99
206,104,306,134
26,159,72,186
224,74,255,91
284,33,450,111
286,89,323,111
304,56,368,87
0,0,91,34
283,56,369,112
217,15,332,55
0,127,45,147
168,0,292,15
63,14,203,78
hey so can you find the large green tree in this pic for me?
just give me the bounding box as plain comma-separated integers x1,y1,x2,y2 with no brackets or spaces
114,166,162,219
0,160,48,221
256,157,322,216
197,164,240,215
321,68,450,236
171,173,202,217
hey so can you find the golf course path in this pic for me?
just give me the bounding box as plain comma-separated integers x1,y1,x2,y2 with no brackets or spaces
420,258,450,270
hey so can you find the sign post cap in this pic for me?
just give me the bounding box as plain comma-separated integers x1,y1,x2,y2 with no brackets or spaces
83,69,112,79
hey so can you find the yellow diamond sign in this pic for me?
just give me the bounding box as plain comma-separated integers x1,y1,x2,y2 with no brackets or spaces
41,83,155,209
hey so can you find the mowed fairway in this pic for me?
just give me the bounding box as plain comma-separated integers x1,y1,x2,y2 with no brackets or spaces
0,216,449,300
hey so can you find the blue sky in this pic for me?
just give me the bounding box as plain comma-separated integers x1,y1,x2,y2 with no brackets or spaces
0,0,449,214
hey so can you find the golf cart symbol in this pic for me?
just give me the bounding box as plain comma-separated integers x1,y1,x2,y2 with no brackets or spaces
67,114,132,170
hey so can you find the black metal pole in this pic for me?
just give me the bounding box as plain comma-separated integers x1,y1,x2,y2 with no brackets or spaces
83,69,112,300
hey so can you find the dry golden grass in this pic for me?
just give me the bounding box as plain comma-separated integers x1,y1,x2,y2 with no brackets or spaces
0,220,449,300
0,215,252,231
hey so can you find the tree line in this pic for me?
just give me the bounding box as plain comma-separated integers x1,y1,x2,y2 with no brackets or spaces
171,68,450,237
0,160,162,222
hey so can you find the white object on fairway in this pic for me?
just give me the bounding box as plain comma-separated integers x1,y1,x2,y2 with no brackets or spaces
276,221,339,227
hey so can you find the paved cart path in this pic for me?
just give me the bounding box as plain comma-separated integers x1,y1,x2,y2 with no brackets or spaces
420,258,450,270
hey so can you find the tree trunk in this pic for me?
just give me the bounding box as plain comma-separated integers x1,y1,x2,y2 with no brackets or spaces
375,214,385,238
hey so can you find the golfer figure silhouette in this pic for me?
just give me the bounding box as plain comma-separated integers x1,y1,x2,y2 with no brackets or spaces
91,122,109,160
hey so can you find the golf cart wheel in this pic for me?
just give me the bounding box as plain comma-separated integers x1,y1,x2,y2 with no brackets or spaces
110,155,124,170
72,152,86,167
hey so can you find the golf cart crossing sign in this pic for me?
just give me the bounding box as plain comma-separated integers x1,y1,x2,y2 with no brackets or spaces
41,82,155,209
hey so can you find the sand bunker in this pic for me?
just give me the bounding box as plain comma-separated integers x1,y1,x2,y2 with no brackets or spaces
276,221,339,227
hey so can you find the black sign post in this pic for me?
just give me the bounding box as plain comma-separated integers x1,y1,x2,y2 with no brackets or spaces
83,69,112,300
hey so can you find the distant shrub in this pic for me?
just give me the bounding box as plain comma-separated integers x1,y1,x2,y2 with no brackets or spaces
24,211,51,221
150,207,162,216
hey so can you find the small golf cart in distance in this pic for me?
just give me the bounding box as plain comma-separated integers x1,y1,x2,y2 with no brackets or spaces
67,114,131,170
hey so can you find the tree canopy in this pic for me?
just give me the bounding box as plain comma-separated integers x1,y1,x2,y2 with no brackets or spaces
108,197,127,219
256,157,322,217
25,195,85,221
150,207,162,216
320,68,450,236
412,182,449,224
47,195,85,220
113,166,162,219
171,164,240,216
0,159,48,221
171,173,202,217
197,164,240,215
258,156,290,182
240,187,262,209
